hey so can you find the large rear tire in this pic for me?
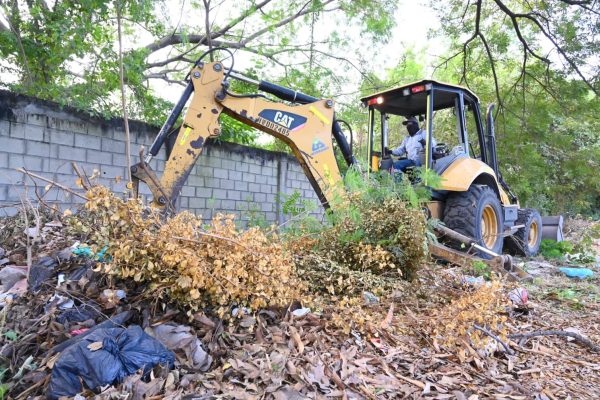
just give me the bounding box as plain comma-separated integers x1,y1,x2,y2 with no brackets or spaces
443,185,504,258
505,208,542,257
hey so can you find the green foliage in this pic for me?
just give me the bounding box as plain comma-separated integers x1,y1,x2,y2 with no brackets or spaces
279,191,303,216
284,166,432,280
2,331,16,341
0,0,400,146
555,288,578,301
245,202,269,230
425,0,600,215
277,190,318,218
540,239,574,259
471,260,491,280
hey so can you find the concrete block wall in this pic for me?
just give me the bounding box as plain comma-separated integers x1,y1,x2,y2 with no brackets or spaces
0,90,323,224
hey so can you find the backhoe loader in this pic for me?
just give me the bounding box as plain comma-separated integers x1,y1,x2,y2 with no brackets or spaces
131,50,563,274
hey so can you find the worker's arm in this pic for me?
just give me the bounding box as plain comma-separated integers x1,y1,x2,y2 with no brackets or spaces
417,130,436,148
391,138,407,157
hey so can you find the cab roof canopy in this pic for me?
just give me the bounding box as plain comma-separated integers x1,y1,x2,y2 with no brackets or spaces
360,80,480,117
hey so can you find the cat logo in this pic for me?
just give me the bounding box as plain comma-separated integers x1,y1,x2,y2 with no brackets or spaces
273,111,295,128
256,109,307,136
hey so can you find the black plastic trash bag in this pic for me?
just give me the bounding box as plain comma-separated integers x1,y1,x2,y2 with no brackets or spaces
56,303,100,324
48,325,174,399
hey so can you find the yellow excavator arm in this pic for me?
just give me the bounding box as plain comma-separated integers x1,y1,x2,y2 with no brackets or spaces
131,60,351,210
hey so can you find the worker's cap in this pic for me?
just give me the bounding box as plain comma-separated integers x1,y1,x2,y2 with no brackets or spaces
402,116,419,126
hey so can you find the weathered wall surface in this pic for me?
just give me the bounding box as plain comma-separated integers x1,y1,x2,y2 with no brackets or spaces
0,90,323,223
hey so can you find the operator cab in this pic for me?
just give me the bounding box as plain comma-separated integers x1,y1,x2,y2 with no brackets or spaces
360,80,494,179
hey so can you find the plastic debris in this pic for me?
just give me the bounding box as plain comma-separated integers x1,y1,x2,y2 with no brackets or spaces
29,256,58,292
72,246,93,258
523,260,556,276
56,247,73,262
99,289,126,309
231,306,251,317
47,325,174,399
291,307,311,317
67,263,92,281
45,294,75,312
23,226,39,238
363,291,379,304
0,265,27,291
461,275,485,287
559,267,594,279
56,304,100,324
0,266,28,306
508,287,528,307
149,324,212,371
72,244,110,262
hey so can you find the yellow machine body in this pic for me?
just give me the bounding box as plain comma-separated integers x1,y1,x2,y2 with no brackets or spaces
439,158,511,205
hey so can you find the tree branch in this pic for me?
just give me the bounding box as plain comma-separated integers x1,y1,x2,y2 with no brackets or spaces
493,0,598,94
142,0,272,54
509,330,600,352
203,0,213,61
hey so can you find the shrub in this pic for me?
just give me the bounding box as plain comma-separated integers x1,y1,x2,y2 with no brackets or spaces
72,186,303,316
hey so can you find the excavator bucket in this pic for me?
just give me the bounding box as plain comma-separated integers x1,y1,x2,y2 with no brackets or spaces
541,216,564,242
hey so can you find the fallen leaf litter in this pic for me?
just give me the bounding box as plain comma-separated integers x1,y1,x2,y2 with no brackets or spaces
0,184,598,399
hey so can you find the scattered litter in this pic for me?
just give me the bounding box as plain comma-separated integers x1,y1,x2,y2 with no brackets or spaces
231,306,251,317
0,265,27,291
1,185,598,398
72,244,110,261
99,289,126,309
56,247,73,262
362,291,379,304
291,307,311,317
149,324,212,371
48,325,175,399
67,263,92,281
508,287,528,307
0,265,28,306
29,256,58,291
523,260,556,276
72,245,92,257
56,304,100,324
563,327,586,341
45,294,75,312
462,275,485,287
559,267,594,279
23,226,39,238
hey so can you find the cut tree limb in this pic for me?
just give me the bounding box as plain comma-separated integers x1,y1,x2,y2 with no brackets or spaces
474,324,515,355
509,330,600,352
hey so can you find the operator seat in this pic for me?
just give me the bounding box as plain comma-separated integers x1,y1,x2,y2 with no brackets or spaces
432,145,467,175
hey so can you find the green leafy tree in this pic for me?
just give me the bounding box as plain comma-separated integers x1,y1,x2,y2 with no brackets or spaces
0,0,398,132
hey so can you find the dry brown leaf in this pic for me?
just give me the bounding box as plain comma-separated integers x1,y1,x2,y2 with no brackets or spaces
380,302,394,329
289,326,304,354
